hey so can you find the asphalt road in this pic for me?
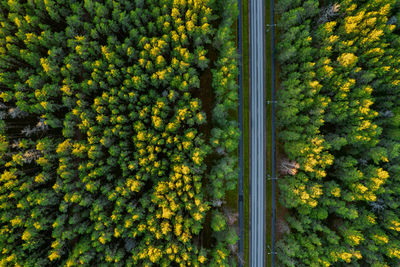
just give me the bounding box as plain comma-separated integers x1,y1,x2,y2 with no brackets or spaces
249,0,266,266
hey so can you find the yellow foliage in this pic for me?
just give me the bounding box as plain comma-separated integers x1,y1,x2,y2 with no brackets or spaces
10,217,22,227
201,23,209,31
308,199,318,208
196,112,205,122
56,139,71,154
322,65,334,77
310,184,323,198
185,131,195,140
379,3,391,16
161,221,171,235
365,17,377,27
172,31,180,42
354,183,368,193
128,180,141,192
309,80,320,89
182,141,191,150
353,250,362,260
361,29,383,44
60,84,72,95
300,191,310,201
181,165,190,175
193,212,203,221
377,168,389,180
175,223,182,236
389,220,400,231
50,240,59,249
337,251,353,263
192,151,201,164
367,215,376,224
340,79,355,92
152,116,163,128
75,35,85,42
198,255,207,264
148,246,162,263
177,25,185,34
198,203,207,213
155,182,168,194
24,15,32,24
162,207,173,219
331,187,341,197
22,230,31,241
137,131,146,141
182,252,189,261
33,222,41,230
101,46,112,61
180,231,191,243
217,249,226,260
171,8,180,18
48,251,60,261
328,35,339,43
348,234,363,245
170,201,179,212
138,224,146,232
365,191,377,202
344,11,365,34
324,21,337,33
359,99,373,114
387,248,400,259
190,100,199,110
177,108,188,121
373,234,388,244
337,53,358,67
13,16,21,28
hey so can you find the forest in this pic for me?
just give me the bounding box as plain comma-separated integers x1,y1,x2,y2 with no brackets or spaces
276,0,400,266
0,0,239,266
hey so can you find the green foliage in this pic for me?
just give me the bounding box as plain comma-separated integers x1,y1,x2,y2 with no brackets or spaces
211,211,227,232
277,0,400,266
0,0,239,265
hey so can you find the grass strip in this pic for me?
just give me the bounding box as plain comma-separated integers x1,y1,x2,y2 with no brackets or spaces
265,0,273,266
241,0,250,265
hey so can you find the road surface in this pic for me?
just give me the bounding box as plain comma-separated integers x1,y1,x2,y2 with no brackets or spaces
249,0,266,266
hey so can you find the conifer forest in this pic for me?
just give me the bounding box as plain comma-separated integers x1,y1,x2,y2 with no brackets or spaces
276,0,400,266
0,0,239,266
2,0,400,266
